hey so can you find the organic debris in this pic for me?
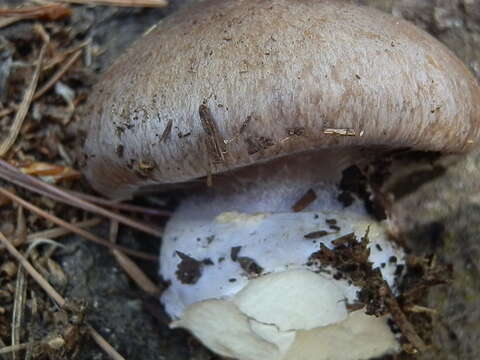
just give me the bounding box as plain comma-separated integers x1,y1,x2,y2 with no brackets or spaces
292,188,317,212
308,230,451,355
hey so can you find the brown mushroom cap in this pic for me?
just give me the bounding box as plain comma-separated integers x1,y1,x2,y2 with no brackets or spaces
82,0,480,199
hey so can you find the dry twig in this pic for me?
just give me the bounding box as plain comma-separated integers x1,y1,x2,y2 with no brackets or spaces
0,187,157,260
381,281,428,352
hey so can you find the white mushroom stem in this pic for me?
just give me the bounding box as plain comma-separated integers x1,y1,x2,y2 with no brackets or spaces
160,153,404,360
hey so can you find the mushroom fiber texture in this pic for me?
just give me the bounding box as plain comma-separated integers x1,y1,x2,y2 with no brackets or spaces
81,0,480,359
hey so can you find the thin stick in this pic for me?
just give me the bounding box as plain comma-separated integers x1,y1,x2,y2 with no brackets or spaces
0,44,47,156
87,326,126,360
33,50,81,101
53,0,168,8
381,281,428,352
0,188,157,261
0,160,163,236
0,232,126,360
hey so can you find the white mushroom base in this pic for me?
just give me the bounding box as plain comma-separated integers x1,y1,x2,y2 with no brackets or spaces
160,209,404,360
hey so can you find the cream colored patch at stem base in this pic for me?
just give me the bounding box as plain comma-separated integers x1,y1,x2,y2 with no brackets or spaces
171,269,399,360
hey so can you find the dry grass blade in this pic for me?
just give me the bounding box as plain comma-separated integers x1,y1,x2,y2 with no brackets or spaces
0,188,157,261
0,43,47,156
0,232,126,360
53,0,168,8
109,220,161,295
0,159,163,236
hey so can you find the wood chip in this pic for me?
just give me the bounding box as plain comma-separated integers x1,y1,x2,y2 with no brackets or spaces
323,128,359,136
303,230,329,239
159,118,173,143
292,189,317,212
199,103,226,164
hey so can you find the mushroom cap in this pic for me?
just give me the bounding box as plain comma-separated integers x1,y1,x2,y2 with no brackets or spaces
82,0,480,199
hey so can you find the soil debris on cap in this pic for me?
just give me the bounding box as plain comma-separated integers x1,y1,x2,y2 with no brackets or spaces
326,218,341,231
223,115,252,144
159,118,173,143
135,159,156,178
245,136,275,155
323,128,358,136
286,127,305,136
199,102,226,164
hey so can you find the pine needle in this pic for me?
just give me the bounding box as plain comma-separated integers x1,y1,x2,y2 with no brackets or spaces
0,43,47,156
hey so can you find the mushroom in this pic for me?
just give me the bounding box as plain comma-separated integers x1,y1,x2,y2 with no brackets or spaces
81,0,480,359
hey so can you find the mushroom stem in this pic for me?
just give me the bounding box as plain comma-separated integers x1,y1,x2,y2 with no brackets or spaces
160,152,404,360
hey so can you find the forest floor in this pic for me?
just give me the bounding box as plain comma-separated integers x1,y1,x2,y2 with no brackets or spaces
0,0,479,359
